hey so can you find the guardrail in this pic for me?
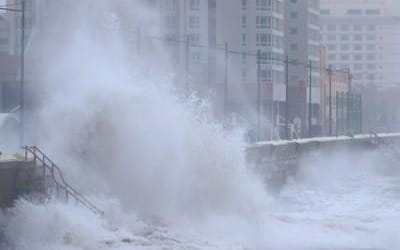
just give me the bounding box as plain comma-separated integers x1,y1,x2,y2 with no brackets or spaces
23,146,103,216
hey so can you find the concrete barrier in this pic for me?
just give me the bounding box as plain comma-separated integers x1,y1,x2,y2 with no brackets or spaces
246,133,400,189
0,159,37,208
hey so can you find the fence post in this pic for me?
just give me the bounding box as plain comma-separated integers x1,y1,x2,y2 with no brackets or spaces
359,94,363,134
285,56,289,140
185,35,190,97
308,60,312,138
257,49,261,142
328,65,332,136
137,25,141,56
336,91,339,136
224,42,228,119
341,92,345,135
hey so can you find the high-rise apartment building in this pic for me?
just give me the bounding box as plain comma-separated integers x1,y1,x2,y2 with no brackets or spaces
285,0,321,137
153,0,217,96
153,0,322,140
216,0,285,140
320,0,400,89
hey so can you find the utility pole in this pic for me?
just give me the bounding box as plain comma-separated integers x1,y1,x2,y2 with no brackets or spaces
336,91,339,136
137,25,141,56
257,50,261,142
347,68,352,93
185,35,189,97
285,56,289,140
328,65,332,136
20,0,25,147
308,60,312,138
359,94,363,134
223,42,228,119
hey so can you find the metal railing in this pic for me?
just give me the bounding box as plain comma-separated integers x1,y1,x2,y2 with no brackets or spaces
369,132,400,166
23,146,104,216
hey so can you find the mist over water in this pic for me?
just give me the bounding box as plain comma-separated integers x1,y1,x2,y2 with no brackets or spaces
1,1,400,249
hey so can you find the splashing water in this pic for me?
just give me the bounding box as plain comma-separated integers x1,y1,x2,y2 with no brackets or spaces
1,1,400,249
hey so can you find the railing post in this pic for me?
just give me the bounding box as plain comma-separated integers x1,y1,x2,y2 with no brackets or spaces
33,147,37,166
56,182,59,198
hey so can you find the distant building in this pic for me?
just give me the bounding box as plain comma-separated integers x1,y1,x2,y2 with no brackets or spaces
320,0,400,89
216,0,285,140
0,15,10,54
150,0,217,97
0,55,19,112
284,0,321,137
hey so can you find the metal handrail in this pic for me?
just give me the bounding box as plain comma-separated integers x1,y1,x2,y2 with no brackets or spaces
23,146,104,216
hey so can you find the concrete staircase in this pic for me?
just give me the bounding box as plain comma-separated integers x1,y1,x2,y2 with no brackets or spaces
23,146,103,215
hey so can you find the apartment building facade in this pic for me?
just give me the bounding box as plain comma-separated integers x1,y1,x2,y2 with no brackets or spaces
216,0,285,140
320,0,400,89
285,0,321,137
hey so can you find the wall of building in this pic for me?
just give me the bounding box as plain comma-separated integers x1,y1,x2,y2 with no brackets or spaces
285,0,321,137
320,0,400,89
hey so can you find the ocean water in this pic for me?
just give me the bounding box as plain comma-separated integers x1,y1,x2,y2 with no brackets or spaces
1,1,400,249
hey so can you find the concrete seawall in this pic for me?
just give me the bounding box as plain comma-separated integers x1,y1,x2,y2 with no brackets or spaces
0,159,37,208
246,133,400,188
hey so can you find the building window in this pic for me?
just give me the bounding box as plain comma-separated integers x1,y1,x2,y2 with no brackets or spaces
366,34,376,41
327,24,336,31
256,16,272,29
242,0,247,10
353,34,362,41
189,0,200,10
242,68,247,78
366,9,380,15
341,54,350,60
340,44,349,51
327,34,336,41
189,33,200,44
165,0,176,11
328,44,336,50
353,25,362,31
242,53,246,64
189,16,200,28
328,54,336,60
353,44,362,51
290,27,298,34
256,0,272,11
260,69,272,82
256,33,272,47
290,43,298,50
191,52,200,62
242,16,247,28
347,9,362,15
354,54,362,60
340,24,349,31
340,34,349,41
366,44,376,50
320,9,330,15
366,54,376,60
290,11,298,18
242,34,247,45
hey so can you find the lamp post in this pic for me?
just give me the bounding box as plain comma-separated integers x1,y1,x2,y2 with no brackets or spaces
0,1,26,146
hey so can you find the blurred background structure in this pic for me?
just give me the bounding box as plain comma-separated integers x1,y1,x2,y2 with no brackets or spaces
0,0,399,142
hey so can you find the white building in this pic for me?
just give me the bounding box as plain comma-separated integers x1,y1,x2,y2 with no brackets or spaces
320,0,400,89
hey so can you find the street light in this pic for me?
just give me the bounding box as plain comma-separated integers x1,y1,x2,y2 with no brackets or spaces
0,0,26,146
